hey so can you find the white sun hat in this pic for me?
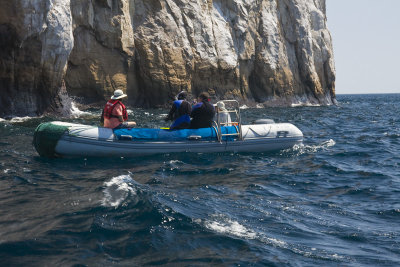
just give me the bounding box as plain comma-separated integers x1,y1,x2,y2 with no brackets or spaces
111,89,127,100
217,101,227,111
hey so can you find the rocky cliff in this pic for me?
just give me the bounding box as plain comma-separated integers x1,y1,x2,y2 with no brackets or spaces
0,0,336,117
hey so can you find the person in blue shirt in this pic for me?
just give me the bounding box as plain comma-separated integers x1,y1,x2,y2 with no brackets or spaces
165,91,192,130
190,92,215,129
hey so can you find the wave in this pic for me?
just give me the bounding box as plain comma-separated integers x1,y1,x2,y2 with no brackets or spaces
200,213,346,261
101,174,139,208
98,172,355,264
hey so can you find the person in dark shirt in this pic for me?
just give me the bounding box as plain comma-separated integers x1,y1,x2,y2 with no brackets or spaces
165,91,192,130
189,91,215,129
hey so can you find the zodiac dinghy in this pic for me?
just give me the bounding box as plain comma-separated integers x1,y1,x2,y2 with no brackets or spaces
33,101,303,158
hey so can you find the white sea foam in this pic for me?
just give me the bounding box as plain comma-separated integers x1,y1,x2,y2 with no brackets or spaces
204,216,257,239
260,236,287,247
9,116,36,122
255,104,264,108
202,214,291,248
164,160,184,171
240,105,249,109
289,139,336,155
322,139,336,148
291,102,322,107
101,174,137,208
166,160,184,169
70,102,91,118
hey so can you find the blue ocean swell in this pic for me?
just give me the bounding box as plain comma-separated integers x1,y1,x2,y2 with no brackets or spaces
0,94,399,266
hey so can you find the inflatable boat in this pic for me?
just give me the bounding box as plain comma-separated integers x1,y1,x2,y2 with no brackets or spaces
33,101,303,158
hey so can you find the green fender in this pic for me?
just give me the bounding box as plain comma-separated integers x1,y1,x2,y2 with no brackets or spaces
33,122,69,157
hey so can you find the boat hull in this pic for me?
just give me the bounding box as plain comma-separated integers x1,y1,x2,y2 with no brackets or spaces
55,136,302,157
33,121,303,157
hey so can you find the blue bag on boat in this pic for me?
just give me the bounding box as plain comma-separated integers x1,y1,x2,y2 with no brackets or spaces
113,126,238,141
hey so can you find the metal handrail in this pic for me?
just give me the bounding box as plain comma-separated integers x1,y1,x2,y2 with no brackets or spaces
215,100,243,141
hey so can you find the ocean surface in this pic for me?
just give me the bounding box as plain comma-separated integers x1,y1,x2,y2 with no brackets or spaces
0,94,399,266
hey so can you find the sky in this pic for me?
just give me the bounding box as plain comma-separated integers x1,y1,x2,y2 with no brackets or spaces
326,0,400,94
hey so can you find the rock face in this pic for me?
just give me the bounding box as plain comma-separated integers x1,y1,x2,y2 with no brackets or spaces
0,0,73,117
0,0,336,117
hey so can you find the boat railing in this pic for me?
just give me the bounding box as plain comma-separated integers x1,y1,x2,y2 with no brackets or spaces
215,100,243,142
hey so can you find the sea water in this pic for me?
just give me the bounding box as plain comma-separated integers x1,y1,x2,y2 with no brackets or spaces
0,94,399,266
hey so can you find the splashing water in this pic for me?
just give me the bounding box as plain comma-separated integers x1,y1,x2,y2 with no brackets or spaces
70,102,92,118
102,174,138,208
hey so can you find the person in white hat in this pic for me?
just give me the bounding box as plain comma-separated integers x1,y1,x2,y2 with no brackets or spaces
101,89,136,129
216,101,231,125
